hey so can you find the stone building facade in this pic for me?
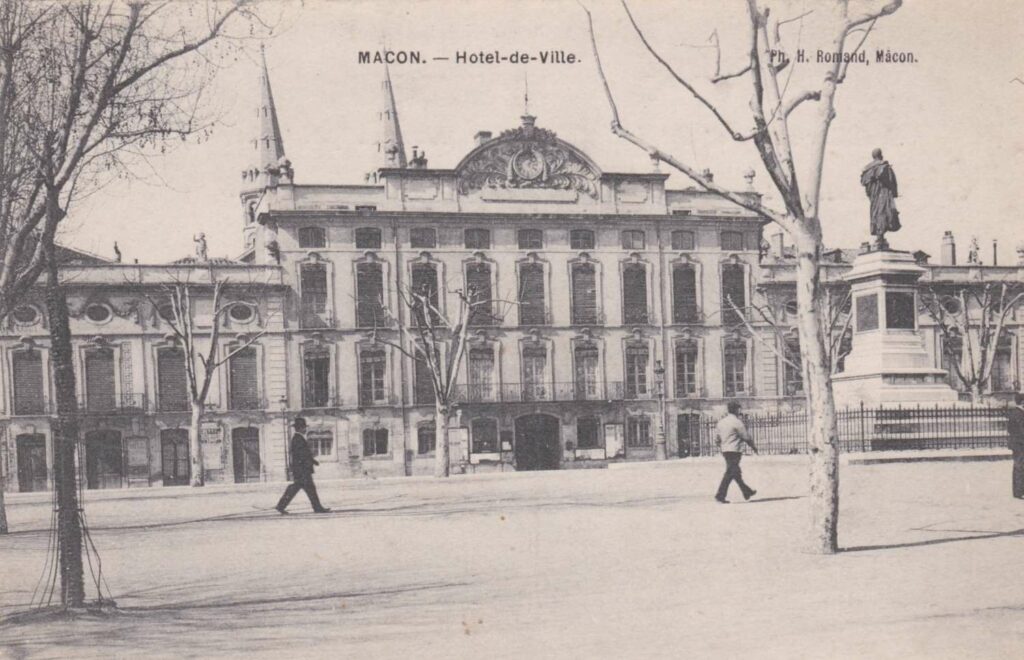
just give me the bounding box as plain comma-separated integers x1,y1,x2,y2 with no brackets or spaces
2,56,1021,492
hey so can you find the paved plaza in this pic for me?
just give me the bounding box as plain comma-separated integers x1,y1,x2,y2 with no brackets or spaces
1,457,1022,659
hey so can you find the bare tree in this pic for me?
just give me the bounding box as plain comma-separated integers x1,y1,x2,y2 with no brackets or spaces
583,0,902,553
921,283,1024,402
152,277,271,487
374,278,514,478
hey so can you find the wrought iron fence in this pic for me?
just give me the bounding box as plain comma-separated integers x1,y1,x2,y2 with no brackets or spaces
686,403,1012,457
450,381,655,404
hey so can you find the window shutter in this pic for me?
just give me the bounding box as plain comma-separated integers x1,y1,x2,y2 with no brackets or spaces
157,349,189,412
518,263,546,325
721,264,746,325
356,262,384,328
571,263,598,325
672,265,698,323
12,351,44,415
229,347,259,409
410,263,439,324
85,348,116,412
466,263,493,326
622,263,648,324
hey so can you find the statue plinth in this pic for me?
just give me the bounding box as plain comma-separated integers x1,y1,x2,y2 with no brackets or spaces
832,250,960,408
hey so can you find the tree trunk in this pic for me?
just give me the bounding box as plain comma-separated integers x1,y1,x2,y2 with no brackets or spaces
795,235,840,554
970,383,984,404
434,405,451,478
46,260,86,606
189,402,205,487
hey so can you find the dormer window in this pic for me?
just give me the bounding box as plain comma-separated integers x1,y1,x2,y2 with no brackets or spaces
298,227,326,249
355,227,382,249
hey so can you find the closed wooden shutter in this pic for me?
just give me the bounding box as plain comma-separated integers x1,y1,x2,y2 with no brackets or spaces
571,263,598,325
12,351,44,415
518,263,546,326
672,265,698,323
85,348,116,412
157,348,189,412
721,264,746,325
622,263,648,324
356,262,384,328
229,347,259,409
466,263,493,326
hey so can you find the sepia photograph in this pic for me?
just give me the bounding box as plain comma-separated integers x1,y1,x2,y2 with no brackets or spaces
0,0,1022,657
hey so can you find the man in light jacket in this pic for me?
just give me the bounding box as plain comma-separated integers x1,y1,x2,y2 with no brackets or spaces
715,401,757,503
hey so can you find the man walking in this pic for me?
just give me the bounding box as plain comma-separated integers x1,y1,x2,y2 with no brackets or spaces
715,401,757,503
1007,398,1024,499
276,417,331,514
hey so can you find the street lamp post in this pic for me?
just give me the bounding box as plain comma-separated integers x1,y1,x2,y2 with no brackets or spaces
654,359,667,460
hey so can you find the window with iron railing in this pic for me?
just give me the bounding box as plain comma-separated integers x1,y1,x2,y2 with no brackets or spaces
468,347,495,401
85,347,116,412
302,349,331,408
522,346,548,401
574,345,600,400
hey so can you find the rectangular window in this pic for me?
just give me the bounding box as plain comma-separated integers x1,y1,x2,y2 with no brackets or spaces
410,227,437,249
359,349,387,406
672,265,699,323
723,340,747,396
417,425,436,454
622,263,649,324
465,228,491,250
157,348,189,412
468,347,495,401
302,348,331,407
355,227,382,249
674,342,698,397
571,263,598,325
622,230,645,250
229,347,260,410
85,348,116,412
471,418,499,453
300,263,329,324
522,346,548,401
413,355,436,405
356,262,385,328
298,226,326,249
518,263,546,326
671,230,695,251
410,263,440,325
307,430,334,458
518,229,544,249
466,262,494,326
784,337,803,396
625,345,649,399
362,428,389,456
720,231,744,251
626,416,652,448
12,350,45,415
720,264,746,326
570,229,595,250
577,416,602,449
574,345,600,400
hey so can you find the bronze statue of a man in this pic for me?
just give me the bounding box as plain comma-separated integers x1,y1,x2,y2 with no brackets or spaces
860,148,900,247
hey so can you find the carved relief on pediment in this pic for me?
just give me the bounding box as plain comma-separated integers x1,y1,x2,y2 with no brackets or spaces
457,124,600,199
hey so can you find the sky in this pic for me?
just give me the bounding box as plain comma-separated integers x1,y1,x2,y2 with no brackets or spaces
62,0,1024,265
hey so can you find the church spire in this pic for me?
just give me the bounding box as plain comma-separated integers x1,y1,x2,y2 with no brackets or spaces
243,44,291,187
374,64,407,175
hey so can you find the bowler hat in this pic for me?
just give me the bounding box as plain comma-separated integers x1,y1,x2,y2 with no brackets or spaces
292,417,307,428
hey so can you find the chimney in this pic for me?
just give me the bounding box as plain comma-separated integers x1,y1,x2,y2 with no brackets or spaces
941,230,956,266
474,131,492,147
992,239,998,266
772,231,785,260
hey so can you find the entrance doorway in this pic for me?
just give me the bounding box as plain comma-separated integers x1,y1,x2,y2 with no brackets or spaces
677,413,701,458
514,414,561,471
160,429,190,486
85,430,124,489
232,427,261,483
16,434,47,492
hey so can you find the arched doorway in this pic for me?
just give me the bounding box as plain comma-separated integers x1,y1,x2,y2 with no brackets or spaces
514,414,560,471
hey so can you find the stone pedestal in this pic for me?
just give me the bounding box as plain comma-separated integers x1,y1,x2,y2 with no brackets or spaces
832,250,960,408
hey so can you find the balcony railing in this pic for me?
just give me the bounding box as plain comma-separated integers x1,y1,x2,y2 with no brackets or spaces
226,397,268,412
450,381,656,404
300,394,344,410
298,302,337,329
80,392,148,415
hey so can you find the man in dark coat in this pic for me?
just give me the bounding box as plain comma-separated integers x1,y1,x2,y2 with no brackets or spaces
861,148,901,245
1007,399,1024,499
276,417,330,513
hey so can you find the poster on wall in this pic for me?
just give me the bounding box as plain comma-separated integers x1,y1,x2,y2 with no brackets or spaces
201,423,224,470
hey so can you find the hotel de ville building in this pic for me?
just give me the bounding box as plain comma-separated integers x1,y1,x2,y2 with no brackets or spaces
2,52,1020,492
